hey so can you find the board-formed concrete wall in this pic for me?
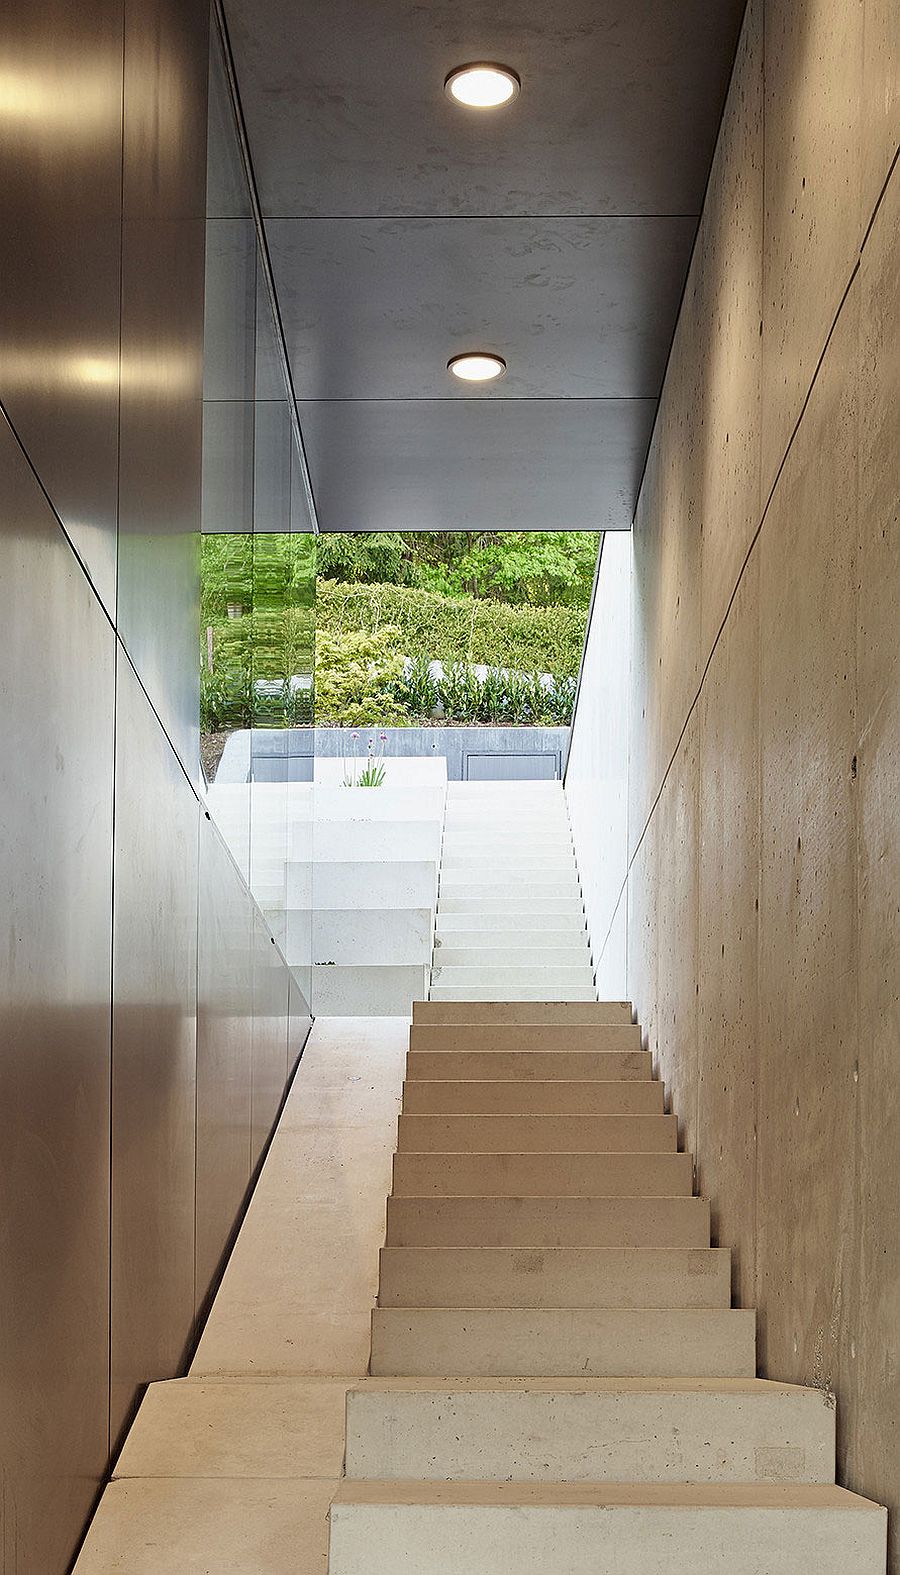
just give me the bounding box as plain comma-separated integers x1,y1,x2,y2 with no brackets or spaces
569,0,899,1559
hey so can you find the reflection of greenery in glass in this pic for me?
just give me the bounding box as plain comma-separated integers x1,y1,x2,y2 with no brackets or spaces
201,533,315,731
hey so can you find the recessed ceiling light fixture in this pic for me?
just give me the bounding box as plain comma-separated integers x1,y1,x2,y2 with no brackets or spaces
447,351,508,382
444,62,520,109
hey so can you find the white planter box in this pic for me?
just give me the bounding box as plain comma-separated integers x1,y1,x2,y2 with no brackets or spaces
315,754,447,787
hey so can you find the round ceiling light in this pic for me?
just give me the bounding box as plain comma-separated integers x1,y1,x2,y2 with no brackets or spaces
444,62,521,109
447,351,508,383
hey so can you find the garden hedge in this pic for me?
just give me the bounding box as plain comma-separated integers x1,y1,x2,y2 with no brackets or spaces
316,580,585,676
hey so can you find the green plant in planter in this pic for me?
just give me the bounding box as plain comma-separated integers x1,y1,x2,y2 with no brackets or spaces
341,730,388,786
355,761,386,786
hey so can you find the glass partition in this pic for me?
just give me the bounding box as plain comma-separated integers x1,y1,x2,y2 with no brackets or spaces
200,21,314,1012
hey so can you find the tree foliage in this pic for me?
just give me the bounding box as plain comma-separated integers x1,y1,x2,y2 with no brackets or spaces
315,531,599,609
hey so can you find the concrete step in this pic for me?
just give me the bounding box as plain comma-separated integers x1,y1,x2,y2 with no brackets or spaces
328,1481,885,1573
409,1024,641,1053
441,856,576,872
430,967,596,993
439,881,581,899
369,1305,757,1377
343,1377,836,1484
430,985,599,1001
400,1079,664,1114
385,1195,711,1248
441,846,574,862
443,831,572,841
434,926,588,947
433,947,591,967
377,1246,731,1309
391,1150,694,1197
442,833,574,850
447,782,564,795
396,1113,677,1153
437,896,584,915
442,817,572,831
412,1001,633,1025
406,1049,653,1081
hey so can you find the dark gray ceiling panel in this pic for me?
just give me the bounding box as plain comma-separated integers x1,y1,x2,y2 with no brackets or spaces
224,0,744,529
223,0,746,219
267,216,697,401
299,398,655,533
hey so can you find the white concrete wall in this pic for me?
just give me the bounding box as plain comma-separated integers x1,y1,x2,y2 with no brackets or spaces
564,532,631,998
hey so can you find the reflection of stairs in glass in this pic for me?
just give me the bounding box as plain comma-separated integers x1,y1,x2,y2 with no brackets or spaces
430,782,596,1001
327,1000,888,1573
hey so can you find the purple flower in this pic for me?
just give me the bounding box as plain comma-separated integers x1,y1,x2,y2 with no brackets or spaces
379,732,387,741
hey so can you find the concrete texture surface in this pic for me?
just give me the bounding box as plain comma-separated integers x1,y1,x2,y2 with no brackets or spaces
567,0,900,1559
328,1484,886,1574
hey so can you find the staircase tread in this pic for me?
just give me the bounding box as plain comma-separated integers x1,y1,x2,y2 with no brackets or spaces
380,1246,727,1256
346,1376,832,1396
333,1480,878,1509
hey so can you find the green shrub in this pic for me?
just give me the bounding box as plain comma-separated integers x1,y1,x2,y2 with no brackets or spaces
317,581,585,677
200,576,584,731
314,626,410,726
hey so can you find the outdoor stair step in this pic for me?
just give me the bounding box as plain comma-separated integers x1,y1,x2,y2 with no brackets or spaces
441,861,578,875
434,917,587,937
441,882,580,894
433,947,591,968
434,933,588,953
437,897,584,915
430,966,595,989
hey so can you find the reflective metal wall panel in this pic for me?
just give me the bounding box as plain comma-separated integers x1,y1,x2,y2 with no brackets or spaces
110,656,200,1447
115,0,209,775
0,0,301,1566
195,814,254,1311
0,414,115,1575
0,0,124,610
250,918,290,1170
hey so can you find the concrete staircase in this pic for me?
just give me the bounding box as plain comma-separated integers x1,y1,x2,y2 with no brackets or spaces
429,781,596,1001
327,1000,887,1573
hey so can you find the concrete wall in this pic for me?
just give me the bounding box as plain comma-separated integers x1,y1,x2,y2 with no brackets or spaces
569,0,899,1556
565,533,631,998
219,726,570,783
